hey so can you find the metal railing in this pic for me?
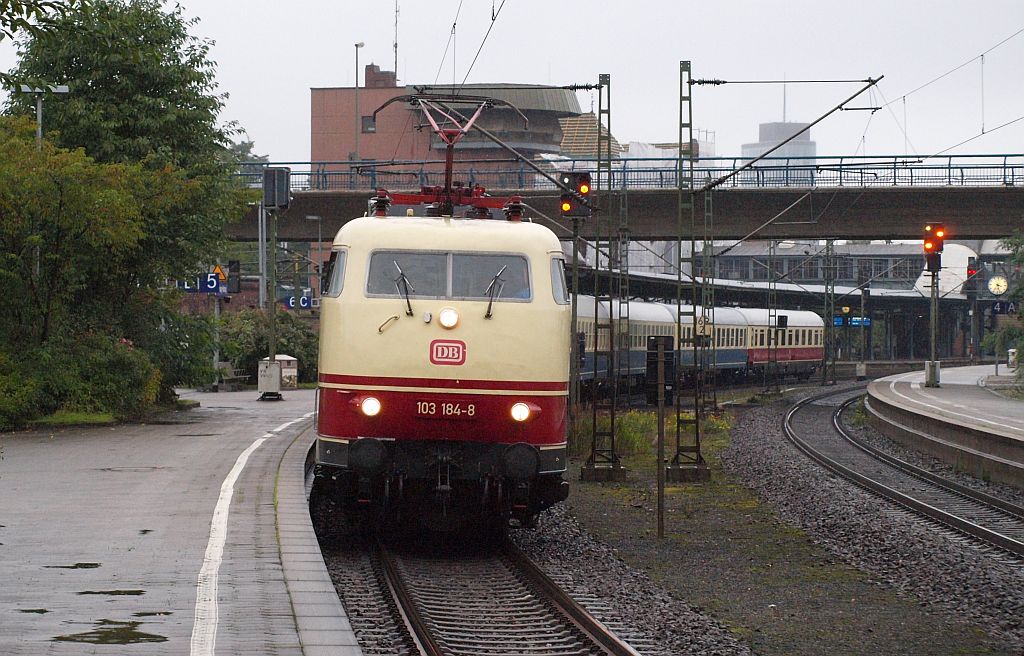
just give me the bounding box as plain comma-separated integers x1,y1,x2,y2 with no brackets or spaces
235,154,1024,192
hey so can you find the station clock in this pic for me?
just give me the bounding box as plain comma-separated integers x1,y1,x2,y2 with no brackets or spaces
988,275,1008,296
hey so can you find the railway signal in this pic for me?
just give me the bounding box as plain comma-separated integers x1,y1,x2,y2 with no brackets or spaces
923,223,942,273
559,171,591,218
965,257,978,299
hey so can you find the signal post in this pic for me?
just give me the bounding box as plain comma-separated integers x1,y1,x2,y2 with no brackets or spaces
923,223,945,387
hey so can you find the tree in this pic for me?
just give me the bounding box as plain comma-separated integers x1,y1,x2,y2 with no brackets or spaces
4,0,251,400
0,1,85,88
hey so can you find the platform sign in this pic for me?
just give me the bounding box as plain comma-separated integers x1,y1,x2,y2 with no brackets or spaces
176,273,228,296
285,295,314,309
992,300,1017,315
850,317,871,327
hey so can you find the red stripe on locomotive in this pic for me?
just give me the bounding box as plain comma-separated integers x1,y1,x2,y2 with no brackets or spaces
318,388,566,447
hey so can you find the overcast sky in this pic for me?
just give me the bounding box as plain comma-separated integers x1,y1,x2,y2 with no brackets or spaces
3,0,1023,162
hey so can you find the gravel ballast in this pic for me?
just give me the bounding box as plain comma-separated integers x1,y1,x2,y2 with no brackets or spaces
722,388,1024,652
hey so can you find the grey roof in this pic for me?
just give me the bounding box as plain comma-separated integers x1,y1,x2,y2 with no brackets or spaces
406,83,581,116
716,240,925,258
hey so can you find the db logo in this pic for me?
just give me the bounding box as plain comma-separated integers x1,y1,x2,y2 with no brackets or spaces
430,339,466,365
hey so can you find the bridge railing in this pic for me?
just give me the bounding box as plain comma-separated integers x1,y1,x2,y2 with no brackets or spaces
235,154,1024,192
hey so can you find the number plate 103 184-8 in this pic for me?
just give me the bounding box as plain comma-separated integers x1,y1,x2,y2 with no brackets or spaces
415,400,476,420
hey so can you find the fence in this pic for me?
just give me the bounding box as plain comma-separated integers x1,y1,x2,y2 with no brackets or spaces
235,154,1024,192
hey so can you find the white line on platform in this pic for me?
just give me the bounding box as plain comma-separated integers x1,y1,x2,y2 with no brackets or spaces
190,412,313,656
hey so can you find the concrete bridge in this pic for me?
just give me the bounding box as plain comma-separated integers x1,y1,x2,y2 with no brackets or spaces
225,155,1024,241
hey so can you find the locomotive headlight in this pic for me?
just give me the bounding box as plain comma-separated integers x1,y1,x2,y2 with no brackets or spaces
438,307,460,329
360,397,382,417
510,402,531,422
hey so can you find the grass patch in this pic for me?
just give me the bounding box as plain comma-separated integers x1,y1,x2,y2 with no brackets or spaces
29,411,116,427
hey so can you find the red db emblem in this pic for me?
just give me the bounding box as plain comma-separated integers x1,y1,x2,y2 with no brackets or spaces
430,339,466,365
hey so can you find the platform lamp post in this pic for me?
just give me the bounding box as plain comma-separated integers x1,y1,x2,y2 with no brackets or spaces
20,84,69,151
354,41,364,161
305,215,322,294
20,84,68,277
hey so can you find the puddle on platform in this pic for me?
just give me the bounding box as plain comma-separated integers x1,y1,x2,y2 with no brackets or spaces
95,467,166,473
77,589,144,596
174,433,219,437
19,608,50,614
139,529,153,535
53,619,167,644
132,611,172,617
45,562,101,569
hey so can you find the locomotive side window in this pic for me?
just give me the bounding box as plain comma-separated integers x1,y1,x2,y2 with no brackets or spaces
550,257,569,305
323,250,347,298
452,254,530,300
367,251,447,297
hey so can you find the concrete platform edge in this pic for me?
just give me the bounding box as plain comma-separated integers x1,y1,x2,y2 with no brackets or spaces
865,394,1024,489
276,429,364,655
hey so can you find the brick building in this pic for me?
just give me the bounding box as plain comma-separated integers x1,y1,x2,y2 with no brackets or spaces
311,64,582,180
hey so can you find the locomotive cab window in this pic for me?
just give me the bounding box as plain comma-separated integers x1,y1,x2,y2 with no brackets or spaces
550,257,569,305
367,251,447,297
452,254,530,300
322,249,347,298
366,250,531,302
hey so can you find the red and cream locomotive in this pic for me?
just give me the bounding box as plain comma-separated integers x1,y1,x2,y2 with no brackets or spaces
313,96,571,531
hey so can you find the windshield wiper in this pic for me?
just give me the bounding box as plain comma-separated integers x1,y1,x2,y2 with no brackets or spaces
393,261,415,316
483,265,507,319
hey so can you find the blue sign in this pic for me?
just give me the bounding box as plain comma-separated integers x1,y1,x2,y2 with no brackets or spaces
992,301,1017,315
176,273,228,296
834,316,871,326
285,295,314,309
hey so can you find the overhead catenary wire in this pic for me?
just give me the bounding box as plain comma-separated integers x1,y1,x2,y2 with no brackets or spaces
882,24,1024,107
432,0,464,86
456,0,507,93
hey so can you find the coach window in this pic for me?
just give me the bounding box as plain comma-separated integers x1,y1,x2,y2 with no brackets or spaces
452,253,530,300
550,257,569,305
322,249,347,298
367,251,447,297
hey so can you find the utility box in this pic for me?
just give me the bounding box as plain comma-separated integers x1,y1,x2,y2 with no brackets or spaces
261,354,298,389
924,360,941,387
1009,348,1018,370
258,360,281,396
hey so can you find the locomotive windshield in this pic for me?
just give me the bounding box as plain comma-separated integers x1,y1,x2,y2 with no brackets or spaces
366,250,530,301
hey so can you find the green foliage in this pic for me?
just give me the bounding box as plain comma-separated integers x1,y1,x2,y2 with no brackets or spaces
0,352,38,430
0,1,85,90
7,0,232,172
1,0,251,408
219,309,319,383
569,407,733,459
0,116,145,346
5,0,248,291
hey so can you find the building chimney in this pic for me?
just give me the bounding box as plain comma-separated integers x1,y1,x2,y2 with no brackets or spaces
364,64,397,88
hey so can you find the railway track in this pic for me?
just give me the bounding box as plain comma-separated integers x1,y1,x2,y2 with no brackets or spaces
324,535,643,656
784,387,1024,563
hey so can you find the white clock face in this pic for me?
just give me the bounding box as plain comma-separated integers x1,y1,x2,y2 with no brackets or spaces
988,275,1008,295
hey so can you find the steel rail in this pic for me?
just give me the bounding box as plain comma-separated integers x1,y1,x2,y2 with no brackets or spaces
376,544,445,656
783,388,1024,559
374,539,641,656
835,396,1024,519
502,540,643,656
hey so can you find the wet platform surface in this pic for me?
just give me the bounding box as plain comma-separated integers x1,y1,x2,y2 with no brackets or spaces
0,388,360,655
868,365,1024,442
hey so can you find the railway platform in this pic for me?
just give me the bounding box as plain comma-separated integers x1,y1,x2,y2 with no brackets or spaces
865,365,1024,488
0,388,360,656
